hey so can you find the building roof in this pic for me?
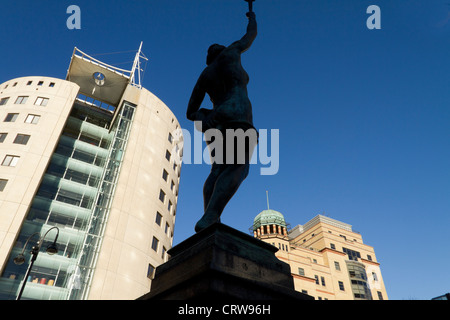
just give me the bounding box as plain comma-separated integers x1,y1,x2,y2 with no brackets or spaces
253,209,287,230
66,47,131,107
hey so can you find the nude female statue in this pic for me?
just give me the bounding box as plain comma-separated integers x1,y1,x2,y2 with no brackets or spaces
187,11,258,232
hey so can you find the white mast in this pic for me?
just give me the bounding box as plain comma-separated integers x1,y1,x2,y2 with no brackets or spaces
130,41,148,88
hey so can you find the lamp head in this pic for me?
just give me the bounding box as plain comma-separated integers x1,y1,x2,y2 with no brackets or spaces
13,254,25,265
46,242,58,255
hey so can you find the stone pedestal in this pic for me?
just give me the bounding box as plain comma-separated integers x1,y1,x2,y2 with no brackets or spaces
138,223,313,300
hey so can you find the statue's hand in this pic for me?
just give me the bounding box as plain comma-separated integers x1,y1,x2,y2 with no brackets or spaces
193,108,215,132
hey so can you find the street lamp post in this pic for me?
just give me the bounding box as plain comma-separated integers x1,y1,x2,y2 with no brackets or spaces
13,227,60,300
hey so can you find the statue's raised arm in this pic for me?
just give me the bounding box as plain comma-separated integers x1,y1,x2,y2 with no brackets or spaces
230,12,257,53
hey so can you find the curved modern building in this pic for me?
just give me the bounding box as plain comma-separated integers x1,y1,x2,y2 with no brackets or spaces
0,47,182,300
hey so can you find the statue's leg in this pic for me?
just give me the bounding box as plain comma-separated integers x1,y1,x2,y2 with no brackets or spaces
194,127,258,233
202,162,223,212
195,162,250,232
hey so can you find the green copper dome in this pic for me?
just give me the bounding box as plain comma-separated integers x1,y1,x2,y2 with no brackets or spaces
253,209,287,231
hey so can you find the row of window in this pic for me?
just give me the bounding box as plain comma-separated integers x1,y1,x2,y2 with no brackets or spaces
328,242,373,261
146,129,179,280
300,289,384,300
2,80,56,90
0,133,30,145
150,236,167,261
0,96,49,107
158,189,174,215
298,262,379,280
155,211,172,237
298,280,346,298
298,262,382,299
162,169,176,193
3,112,41,124
0,111,41,192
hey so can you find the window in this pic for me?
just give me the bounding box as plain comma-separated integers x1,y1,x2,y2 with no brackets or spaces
15,96,28,104
162,246,167,260
151,237,159,252
168,132,173,143
147,264,155,279
0,97,9,105
334,261,341,271
0,133,7,143
298,268,305,276
343,247,361,261
4,113,18,122
338,281,345,291
49,82,55,87
27,81,32,85
34,97,49,106
13,134,30,145
25,114,40,124
13,82,17,87
377,291,384,300
0,179,8,191
165,150,171,161
321,276,326,286
372,272,378,282
159,189,165,203
165,222,170,235
37,81,44,86
367,255,372,261
155,212,162,226
330,243,336,250
168,200,172,213
2,155,20,167
170,180,175,191
314,275,319,285
162,169,168,182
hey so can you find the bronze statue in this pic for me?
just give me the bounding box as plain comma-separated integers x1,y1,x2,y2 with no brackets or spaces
187,9,258,232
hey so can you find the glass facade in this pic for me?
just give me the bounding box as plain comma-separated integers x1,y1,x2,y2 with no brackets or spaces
346,260,372,300
0,99,136,300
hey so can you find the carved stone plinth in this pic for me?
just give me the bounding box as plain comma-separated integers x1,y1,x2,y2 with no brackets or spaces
138,223,313,301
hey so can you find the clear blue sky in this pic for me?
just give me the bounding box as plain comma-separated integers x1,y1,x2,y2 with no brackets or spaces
1,0,449,300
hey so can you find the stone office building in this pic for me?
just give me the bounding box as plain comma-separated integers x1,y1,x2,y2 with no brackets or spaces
252,211,388,300
0,47,182,300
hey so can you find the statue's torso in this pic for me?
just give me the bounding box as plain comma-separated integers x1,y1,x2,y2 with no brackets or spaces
203,48,253,127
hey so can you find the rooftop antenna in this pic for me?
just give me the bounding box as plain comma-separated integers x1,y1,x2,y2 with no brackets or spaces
130,41,149,89
266,190,270,210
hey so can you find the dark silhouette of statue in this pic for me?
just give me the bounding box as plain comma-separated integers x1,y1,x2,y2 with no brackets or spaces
187,11,258,232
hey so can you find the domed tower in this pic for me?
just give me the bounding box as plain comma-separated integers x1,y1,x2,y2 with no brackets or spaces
253,209,288,238
252,193,291,253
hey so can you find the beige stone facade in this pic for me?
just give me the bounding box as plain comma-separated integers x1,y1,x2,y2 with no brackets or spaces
0,49,182,300
253,212,388,300
87,85,182,299
0,77,80,274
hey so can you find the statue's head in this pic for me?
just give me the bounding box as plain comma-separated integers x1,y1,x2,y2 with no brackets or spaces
207,44,226,65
